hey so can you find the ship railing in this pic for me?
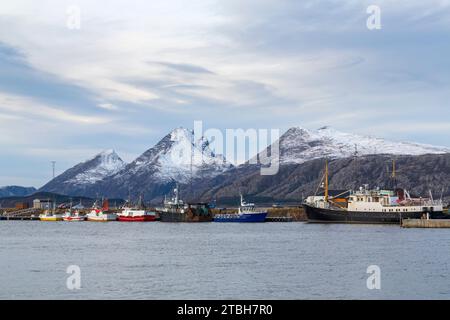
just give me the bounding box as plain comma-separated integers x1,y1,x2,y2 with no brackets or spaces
387,199,443,207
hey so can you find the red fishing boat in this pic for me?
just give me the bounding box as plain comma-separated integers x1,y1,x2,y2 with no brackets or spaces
117,208,157,221
117,197,157,222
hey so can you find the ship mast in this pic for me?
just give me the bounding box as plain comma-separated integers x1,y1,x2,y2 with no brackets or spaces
391,159,397,190
392,159,396,179
324,159,329,202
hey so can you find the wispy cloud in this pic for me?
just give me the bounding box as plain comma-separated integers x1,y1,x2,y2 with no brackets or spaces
151,61,215,74
0,0,449,186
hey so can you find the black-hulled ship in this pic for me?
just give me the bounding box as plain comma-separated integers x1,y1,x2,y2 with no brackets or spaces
303,160,444,224
158,186,213,222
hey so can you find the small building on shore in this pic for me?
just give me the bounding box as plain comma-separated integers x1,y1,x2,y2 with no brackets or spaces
33,199,53,210
15,202,29,210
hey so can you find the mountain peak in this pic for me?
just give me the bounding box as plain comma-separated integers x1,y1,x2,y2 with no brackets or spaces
117,127,232,184
66,150,126,185
98,149,116,156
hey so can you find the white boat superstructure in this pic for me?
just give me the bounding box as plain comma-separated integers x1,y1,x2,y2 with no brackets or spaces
347,186,443,214
120,208,146,217
238,194,266,216
161,186,185,213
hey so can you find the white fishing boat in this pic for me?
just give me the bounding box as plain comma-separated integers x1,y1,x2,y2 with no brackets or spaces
62,200,86,221
86,199,117,222
62,210,86,221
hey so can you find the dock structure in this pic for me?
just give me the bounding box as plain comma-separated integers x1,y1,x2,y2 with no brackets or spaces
2,208,42,221
265,216,293,222
401,219,450,228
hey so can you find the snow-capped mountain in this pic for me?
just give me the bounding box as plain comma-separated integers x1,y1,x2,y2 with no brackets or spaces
67,149,126,185
115,127,232,183
39,149,126,195
39,128,232,198
261,126,450,164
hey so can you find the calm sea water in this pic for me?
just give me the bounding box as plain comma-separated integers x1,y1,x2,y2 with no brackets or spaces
0,221,449,299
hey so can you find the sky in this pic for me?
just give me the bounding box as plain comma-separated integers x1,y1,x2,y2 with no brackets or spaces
0,0,450,187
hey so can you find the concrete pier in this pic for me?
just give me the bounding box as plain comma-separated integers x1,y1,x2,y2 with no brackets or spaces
402,219,450,228
265,216,293,222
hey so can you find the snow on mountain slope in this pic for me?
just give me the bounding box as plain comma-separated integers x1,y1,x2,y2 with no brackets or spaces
67,149,126,185
273,126,450,164
115,127,232,183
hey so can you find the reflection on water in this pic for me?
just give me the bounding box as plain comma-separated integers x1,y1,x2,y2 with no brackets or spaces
0,221,449,299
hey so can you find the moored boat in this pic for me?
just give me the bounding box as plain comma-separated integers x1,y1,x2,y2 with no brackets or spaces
214,195,267,222
117,210,156,221
303,160,444,224
86,199,117,222
62,210,86,221
117,197,156,222
39,210,63,221
159,186,213,222
39,200,63,221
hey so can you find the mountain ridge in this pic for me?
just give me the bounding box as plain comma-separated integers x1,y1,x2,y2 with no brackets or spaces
38,125,450,202
0,186,37,198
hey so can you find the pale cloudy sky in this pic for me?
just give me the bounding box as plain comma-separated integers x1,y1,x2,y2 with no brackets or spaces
1,0,450,187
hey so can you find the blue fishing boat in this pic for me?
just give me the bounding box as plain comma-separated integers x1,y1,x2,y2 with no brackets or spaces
214,195,267,222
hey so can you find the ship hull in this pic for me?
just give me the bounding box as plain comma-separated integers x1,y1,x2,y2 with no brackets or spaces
117,215,156,222
159,211,212,222
303,204,442,224
40,216,63,221
63,217,86,221
86,214,117,222
214,212,268,222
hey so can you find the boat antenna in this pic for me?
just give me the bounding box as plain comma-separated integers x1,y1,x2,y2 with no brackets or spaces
175,183,179,205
